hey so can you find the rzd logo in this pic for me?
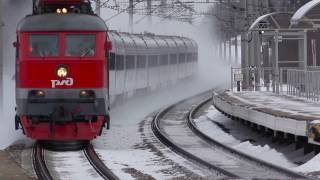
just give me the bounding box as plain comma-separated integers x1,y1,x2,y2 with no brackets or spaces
51,78,74,88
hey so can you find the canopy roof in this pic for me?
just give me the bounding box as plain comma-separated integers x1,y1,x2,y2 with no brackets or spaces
249,12,294,31
291,0,320,28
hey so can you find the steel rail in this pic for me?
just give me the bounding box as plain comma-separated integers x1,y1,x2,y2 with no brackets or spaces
151,95,240,178
188,97,312,179
84,144,119,180
33,143,53,180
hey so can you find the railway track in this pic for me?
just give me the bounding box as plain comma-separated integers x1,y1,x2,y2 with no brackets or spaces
84,144,119,180
32,143,53,180
33,143,118,180
152,92,310,179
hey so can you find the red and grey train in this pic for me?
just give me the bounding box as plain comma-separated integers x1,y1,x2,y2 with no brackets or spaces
14,0,198,148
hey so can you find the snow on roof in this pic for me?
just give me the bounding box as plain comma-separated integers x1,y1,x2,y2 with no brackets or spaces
291,0,320,25
249,12,293,31
249,12,279,31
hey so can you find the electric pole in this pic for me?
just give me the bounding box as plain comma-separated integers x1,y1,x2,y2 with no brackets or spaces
147,0,152,27
129,0,133,32
96,0,101,16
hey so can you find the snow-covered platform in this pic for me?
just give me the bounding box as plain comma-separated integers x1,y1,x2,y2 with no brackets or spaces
0,150,34,179
213,91,320,140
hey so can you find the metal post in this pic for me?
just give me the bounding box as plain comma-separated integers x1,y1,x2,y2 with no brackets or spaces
96,0,101,16
280,68,283,93
219,41,223,59
229,38,232,64
231,67,233,91
275,31,279,94
147,0,152,27
235,35,238,65
223,40,227,61
304,31,307,70
160,0,167,16
129,0,134,32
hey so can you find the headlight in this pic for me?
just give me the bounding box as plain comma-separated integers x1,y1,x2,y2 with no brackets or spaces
29,90,45,98
57,65,68,78
79,90,95,98
62,8,68,14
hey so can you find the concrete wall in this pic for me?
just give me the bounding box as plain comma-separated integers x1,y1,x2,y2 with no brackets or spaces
212,93,308,137
1,0,32,149
0,0,3,113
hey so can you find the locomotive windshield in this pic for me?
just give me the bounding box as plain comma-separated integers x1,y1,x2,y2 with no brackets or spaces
29,35,59,57
65,35,95,57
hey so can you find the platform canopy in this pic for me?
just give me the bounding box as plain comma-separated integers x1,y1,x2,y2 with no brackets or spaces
249,12,313,31
249,12,294,31
291,0,320,28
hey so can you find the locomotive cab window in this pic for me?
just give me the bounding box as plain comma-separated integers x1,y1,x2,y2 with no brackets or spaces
65,35,95,57
29,35,58,57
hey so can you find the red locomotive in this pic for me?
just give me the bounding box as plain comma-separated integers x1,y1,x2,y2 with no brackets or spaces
14,0,112,148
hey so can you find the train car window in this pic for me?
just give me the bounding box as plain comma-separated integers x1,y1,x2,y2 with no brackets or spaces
29,35,58,57
170,54,177,65
193,53,198,62
137,55,146,68
187,53,193,62
148,55,158,68
179,53,186,64
160,55,168,66
65,35,95,57
115,55,124,70
109,53,115,70
126,55,135,69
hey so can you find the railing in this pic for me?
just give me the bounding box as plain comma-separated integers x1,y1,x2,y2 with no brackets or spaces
283,69,320,101
231,67,274,92
231,66,320,102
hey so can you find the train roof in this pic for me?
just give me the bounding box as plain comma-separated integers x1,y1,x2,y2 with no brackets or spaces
17,13,108,32
109,30,198,54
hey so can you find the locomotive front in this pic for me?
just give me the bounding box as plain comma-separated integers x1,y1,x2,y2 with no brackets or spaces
14,13,112,145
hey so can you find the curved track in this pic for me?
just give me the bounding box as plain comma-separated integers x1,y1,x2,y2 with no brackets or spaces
152,92,310,179
33,143,53,180
84,144,119,180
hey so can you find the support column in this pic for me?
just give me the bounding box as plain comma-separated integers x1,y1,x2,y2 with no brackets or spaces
275,31,279,94
223,40,227,62
304,31,308,70
219,41,223,59
235,35,238,65
229,38,232,64
129,0,134,32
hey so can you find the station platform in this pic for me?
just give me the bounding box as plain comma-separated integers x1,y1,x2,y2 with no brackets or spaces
0,150,35,180
212,90,320,144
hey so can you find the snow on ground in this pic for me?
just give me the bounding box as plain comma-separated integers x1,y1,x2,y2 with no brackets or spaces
92,79,223,179
195,105,320,174
46,151,102,180
228,91,320,118
294,153,320,173
195,106,297,169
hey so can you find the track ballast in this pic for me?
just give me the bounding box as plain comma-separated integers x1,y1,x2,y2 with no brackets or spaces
152,92,309,179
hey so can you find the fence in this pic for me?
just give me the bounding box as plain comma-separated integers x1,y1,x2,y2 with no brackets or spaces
283,69,320,101
231,66,320,102
231,67,274,92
